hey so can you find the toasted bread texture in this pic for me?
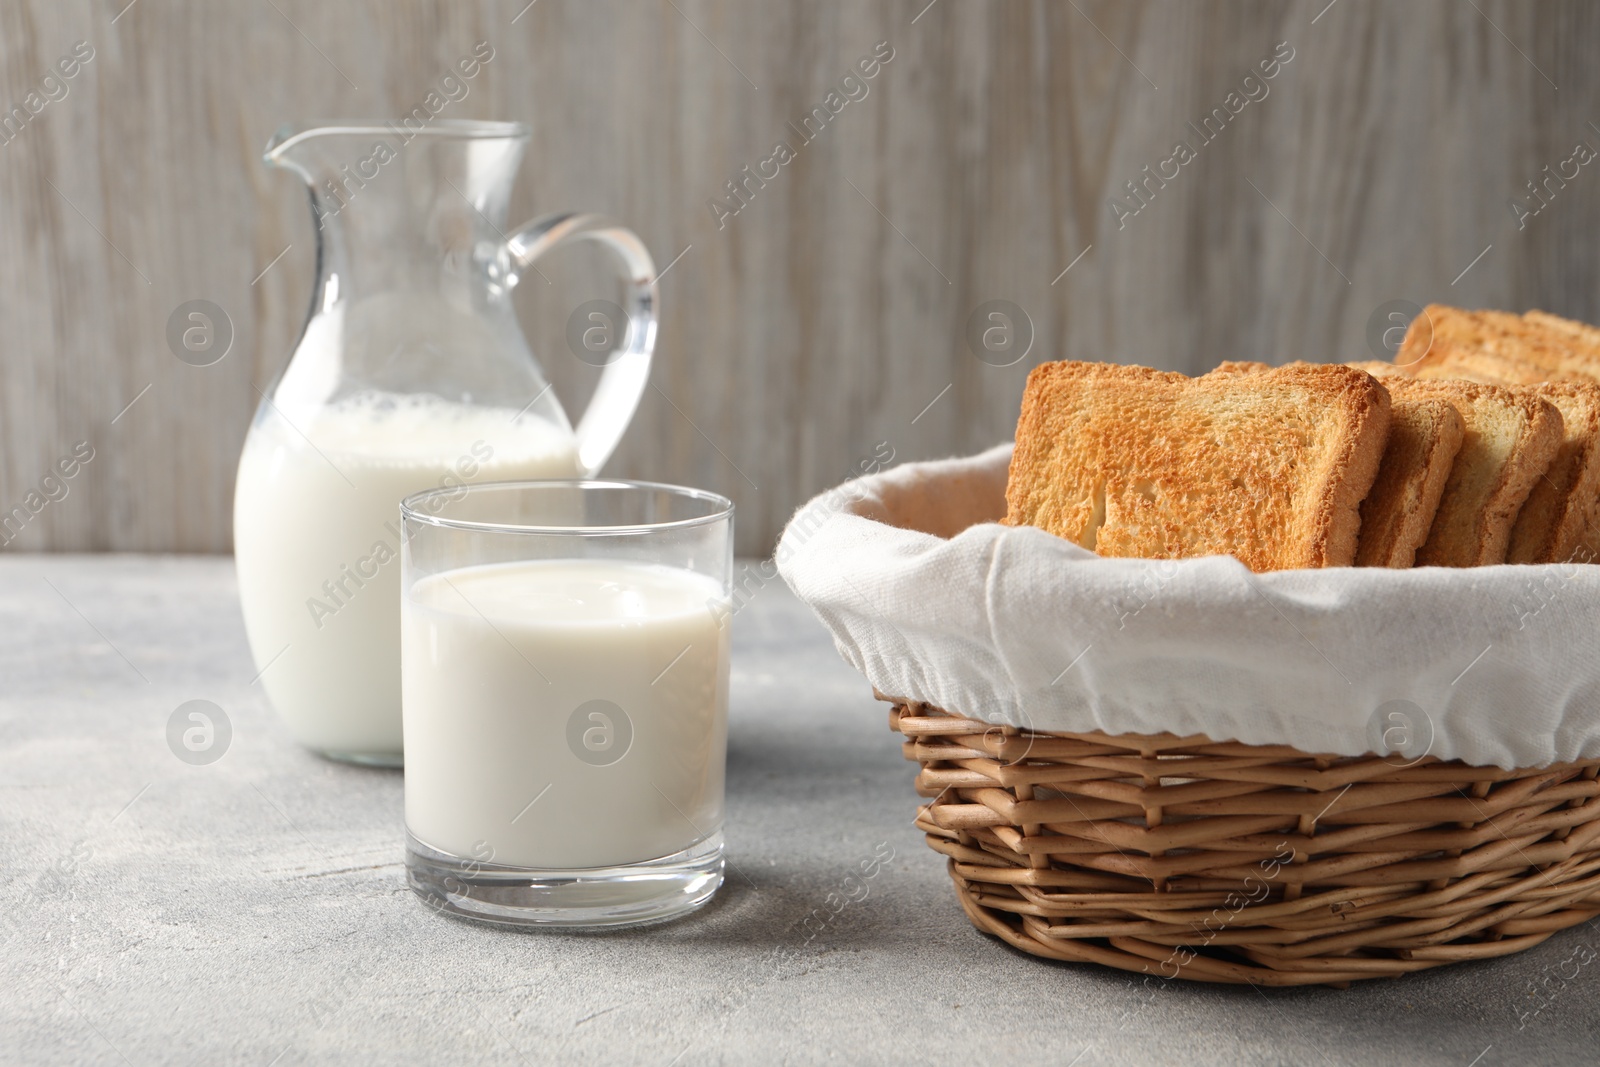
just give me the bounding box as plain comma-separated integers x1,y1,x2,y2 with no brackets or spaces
1210,360,1274,376
1004,361,1391,572
1353,395,1465,568
1401,304,1600,381
1395,307,1600,562
1345,360,1407,378
1346,360,1469,566
1575,509,1600,564
1377,377,1563,566
1517,311,1600,559
1524,310,1600,375
1216,360,1463,568
1407,343,1556,387
1398,306,1545,375
1506,382,1600,562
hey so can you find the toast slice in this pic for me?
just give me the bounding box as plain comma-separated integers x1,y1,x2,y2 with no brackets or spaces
1352,394,1465,568
1406,343,1556,387
1501,313,1600,560
1005,362,1391,571
1407,351,1600,562
1214,361,1463,567
1343,361,1469,567
1401,304,1600,382
1346,360,1468,567
1377,378,1563,566
1517,311,1600,559
1398,305,1565,377
1395,308,1600,562
1524,310,1600,375
1506,381,1600,562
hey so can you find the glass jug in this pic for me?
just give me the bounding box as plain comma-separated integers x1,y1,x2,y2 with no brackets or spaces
235,120,657,766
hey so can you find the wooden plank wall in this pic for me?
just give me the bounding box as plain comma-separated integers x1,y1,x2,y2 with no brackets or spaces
1,0,1596,555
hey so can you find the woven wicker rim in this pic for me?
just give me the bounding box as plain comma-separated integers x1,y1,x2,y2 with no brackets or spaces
888,697,1600,987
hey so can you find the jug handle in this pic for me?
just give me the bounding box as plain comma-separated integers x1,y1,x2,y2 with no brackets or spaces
505,212,658,477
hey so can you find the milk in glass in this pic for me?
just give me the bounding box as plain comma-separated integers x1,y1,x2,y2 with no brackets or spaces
401,558,730,869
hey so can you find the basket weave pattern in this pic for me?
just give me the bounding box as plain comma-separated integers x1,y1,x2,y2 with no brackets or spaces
889,699,1600,987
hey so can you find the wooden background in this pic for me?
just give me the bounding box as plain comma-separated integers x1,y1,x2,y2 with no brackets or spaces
2,0,1598,555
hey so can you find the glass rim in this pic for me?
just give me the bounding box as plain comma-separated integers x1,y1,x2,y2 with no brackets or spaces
400,479,735,536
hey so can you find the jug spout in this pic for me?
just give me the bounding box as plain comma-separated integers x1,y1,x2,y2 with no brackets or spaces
265,119,531,234
263,118,535,330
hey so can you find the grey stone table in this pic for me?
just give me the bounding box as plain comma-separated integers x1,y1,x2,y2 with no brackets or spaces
3,555,1597,1066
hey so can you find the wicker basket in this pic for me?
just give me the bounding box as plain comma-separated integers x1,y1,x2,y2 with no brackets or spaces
889,698,1600,987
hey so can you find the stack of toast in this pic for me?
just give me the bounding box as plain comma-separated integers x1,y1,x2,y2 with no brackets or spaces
1004,305,1600,572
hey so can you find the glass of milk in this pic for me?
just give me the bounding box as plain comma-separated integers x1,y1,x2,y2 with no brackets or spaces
400,479,733,928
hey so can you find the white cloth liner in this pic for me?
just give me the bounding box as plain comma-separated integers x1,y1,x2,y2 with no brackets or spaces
776,443,1600,769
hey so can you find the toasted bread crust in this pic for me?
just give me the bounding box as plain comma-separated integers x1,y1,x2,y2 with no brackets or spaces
1525,309,1600,376
1508,313,1600,561
1396,307,1600,563
1506,382,1600,562
1408,343,1558,387
1353,397,1465,568
1004,361,1390,571
1211,360,1274,375
1344,360,1408,378
1403,305,1600,382
1380,377,1563,566
1400,306,1564,377
1575,505,1600,564
1220,360,1462,568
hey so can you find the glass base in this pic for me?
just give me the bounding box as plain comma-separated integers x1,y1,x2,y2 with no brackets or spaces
318,749,404,768
405,830,724,929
